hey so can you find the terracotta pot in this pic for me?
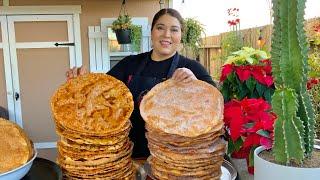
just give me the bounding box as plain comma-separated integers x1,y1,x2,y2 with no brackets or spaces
254,146,320,180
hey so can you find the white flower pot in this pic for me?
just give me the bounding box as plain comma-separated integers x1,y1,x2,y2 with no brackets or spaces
254,146,320,180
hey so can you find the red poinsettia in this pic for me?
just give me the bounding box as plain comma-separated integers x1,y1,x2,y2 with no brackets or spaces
220,59,273,87
224,98,277,174
224,98,276,150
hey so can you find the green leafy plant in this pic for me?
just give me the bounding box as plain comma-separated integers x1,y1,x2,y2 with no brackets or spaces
111,14,142,51
182,18,205,57
225,47,268,65
111,14,132,31
130,25,142,52
220,47,275,174
270,0,315,164
307,78,320,138
308,48,320,78
220,47,274,102
220,32,243,60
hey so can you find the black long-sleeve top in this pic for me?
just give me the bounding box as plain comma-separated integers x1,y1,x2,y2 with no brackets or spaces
108,52,216,86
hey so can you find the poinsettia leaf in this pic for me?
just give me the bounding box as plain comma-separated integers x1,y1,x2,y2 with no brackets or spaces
246,57,255,64
263,88,272,103
239,83,248,99
227,72,236,83
256,82,267,97
248,146,257,166
234,138,244,151
256,129,270,138
221,83,231,102
250,89,259,99
227,138,244,154
227,141,235,155
245,77,256,93
260,137,273,149
243,122,255,129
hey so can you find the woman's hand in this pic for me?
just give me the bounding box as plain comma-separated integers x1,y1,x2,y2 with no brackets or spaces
66,66,87,81
172,68,197,83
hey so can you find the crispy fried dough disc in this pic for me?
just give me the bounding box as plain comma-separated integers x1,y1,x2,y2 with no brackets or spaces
51,73,133,135
0,118,33,173
140,79,223,137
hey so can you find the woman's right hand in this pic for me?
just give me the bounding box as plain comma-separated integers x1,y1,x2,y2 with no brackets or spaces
66,66,87,81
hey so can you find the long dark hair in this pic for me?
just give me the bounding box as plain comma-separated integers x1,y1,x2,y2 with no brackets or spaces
151,8,184,32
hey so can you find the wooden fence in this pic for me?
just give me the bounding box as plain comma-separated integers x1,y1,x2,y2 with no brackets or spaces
200,17,320,80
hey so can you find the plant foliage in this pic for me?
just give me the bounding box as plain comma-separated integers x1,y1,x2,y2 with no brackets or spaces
271,0,315,164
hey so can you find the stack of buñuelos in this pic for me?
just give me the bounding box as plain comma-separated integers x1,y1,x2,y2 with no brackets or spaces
0,118,34,174
51,73,134,179
140,79,226,180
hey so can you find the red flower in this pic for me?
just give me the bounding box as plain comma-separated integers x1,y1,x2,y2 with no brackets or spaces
220,64,234,81
235,66,251,81
220,59,274,87
224,98,276,157
260,136,272,149
243,133,261,148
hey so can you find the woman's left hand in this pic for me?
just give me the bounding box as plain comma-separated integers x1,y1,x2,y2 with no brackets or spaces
172,68,197,83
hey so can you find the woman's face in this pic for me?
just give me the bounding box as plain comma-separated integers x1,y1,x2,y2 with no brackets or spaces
151,14,182,59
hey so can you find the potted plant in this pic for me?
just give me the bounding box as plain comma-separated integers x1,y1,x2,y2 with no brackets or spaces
224,98,276,174
181,18,204,58
111,0,141,46
112,14,132,44
111,13,142,50
254,0,320,179
220,47,275,174
220,47,274,103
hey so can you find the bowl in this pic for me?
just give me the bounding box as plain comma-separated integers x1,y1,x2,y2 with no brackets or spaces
0,150,37,180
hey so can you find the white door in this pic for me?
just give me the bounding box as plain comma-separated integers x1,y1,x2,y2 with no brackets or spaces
3,14,82,159
0,16,13,117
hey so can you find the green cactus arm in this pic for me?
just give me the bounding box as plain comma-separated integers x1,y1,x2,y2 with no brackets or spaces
270,0,283,86
272,113,287,163
284,116,305,164
272,88,304,164
297,0,316,156
298,91,316,156
278,0,305,91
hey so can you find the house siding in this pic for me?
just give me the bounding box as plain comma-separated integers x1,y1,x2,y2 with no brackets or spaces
9,0,165,69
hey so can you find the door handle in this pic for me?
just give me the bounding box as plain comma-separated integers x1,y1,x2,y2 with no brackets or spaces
15,92,20,101
54,42,75,47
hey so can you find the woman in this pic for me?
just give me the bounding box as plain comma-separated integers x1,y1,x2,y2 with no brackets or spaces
67,8,216,158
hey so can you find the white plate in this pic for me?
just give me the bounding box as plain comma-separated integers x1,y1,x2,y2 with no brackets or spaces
0,150,37,180
136,158,237,180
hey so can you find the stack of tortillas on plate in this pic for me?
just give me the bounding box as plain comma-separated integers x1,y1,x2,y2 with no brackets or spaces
140,79,226,180
51,73,135,179
0,118,34,174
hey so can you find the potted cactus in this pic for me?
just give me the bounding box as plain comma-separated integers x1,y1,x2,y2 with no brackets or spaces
254,0,320,179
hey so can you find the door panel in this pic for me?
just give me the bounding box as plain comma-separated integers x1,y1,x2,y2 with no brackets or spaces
0,49,7,109
0,22,5,108
15,21,68,42
6,15,77,151
0,23,2,42
17,48,69,142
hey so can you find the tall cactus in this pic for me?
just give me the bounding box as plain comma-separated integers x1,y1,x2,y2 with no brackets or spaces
271,0,315,164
